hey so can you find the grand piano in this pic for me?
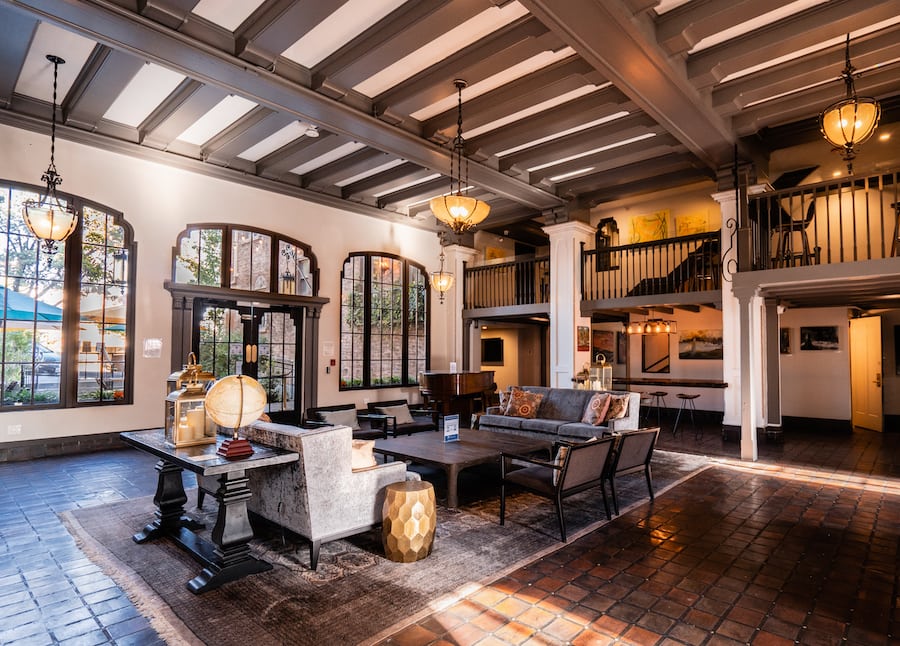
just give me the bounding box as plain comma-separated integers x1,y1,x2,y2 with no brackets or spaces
418,371,496,420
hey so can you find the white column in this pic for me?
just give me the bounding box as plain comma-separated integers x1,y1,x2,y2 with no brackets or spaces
734,284,764,461
440,244,478,370
542,221,595,388
712,189,742,428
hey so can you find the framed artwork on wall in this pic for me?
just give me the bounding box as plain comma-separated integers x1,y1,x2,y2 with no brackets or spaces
481,338,504,365
576,326,590,352
800,326,839,351
592,330,615,363
630,209,669,243
678,329,723,360
780,328,792,354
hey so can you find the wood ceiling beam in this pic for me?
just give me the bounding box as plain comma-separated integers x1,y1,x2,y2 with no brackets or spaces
522,0,735,169
713,30,900,116
686,0,900,89
656,0,787,56
421,55,601,139
6,0,563,210
303,148,396,189
468,86,633,156
312,0,491,89
140,82,226,150
64,46,143,130
137,0,201,29
235,0,344,68
500,112,659,172
374,17,561,118
0,9,36,107
256,133,339,178
341,163,432,200
203,111,296,166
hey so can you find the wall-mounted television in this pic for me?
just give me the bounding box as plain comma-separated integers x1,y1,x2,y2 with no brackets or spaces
481,337,504,365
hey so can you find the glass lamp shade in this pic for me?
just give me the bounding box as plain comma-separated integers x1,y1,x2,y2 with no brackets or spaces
205,375,267,430
429,194,490,234
23,201,78,242
430,270,455,293
820,97,881,151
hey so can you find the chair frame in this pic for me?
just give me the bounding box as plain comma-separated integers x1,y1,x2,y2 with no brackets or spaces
305,403,389,440
606,427,660,515
366,399,439,436
499,436,615,542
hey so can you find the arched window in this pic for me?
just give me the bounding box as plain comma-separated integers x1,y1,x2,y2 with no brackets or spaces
340,252,428,390
167,224,324,424
0,180,135,409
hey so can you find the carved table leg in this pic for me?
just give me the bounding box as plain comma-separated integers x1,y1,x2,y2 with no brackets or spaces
133,459,203,544
187,469,271,594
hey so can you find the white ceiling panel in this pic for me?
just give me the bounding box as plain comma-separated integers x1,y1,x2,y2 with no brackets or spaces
14,22,96,102
176,95,258,145
103,63,185,127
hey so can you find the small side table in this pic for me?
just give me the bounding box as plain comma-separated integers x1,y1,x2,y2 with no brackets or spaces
382,480,436,562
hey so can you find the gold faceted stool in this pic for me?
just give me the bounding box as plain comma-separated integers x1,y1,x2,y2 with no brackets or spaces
382,480,436,562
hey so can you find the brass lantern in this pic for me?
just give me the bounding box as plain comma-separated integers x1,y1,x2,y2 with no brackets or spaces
164,375,216,448
166,352,215,395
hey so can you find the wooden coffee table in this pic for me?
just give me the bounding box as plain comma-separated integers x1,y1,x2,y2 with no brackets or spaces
374,429,550,508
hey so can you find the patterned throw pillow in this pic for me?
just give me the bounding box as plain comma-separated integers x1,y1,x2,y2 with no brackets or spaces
505,389,544,418
604,394,630,421
552,444,569,486
497,386,514,415
581,392,612,425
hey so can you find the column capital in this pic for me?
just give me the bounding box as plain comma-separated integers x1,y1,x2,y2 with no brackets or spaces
542,220,595,240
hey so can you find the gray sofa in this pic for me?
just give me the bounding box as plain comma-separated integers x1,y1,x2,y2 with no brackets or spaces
478,386,640,441
197,420,410,570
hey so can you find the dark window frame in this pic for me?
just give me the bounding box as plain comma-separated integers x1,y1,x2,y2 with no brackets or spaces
339,252,429,390
0,179,136,411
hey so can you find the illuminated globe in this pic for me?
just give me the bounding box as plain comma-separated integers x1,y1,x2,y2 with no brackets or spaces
205,375,267,429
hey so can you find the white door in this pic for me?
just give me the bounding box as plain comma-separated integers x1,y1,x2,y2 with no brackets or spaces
850,316,883,431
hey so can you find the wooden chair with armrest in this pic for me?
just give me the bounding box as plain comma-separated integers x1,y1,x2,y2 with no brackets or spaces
499,436,616,542
305,403,388,440
605,427,660,515
367,399,439,436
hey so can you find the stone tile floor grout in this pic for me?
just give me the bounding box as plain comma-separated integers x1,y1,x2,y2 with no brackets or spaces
2,421,900,645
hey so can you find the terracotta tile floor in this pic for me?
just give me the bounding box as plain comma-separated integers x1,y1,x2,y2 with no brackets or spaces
2,421,899,645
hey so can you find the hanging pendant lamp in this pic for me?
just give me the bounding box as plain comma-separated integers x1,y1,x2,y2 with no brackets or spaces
429,80,490,234
819,35,881,175
430,245,455,304
23,54,78,255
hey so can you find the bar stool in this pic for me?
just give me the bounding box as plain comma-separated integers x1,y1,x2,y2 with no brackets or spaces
639,392,653,425
647,391,668,429
672,393,700,438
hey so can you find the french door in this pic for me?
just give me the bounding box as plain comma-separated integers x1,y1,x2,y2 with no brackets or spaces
195,301,302,424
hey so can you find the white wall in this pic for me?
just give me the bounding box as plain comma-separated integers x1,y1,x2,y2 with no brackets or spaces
0,124,447,442
778,307,851,420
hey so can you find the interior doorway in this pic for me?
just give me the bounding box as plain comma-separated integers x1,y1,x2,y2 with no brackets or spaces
195,301,301,425
850,316,883,432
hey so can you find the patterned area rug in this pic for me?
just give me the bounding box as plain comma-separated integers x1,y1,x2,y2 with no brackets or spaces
60,450,709,645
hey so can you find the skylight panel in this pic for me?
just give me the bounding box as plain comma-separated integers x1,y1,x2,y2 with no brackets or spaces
103,63,186,127
528,133,657,172
353,1,528,97
290,142,367,176
15,23,95,102
176,96,257,146
238,121,310,162
192,0,266,32
548,167,595,182
410,47,577,122
465,85,604,139
282,0,408,68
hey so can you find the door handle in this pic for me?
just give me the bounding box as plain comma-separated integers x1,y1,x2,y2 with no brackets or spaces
874,373,882,387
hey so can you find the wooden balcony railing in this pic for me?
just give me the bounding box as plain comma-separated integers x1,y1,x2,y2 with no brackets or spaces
748,170,900,270
582,231,721,301
464,255,550,309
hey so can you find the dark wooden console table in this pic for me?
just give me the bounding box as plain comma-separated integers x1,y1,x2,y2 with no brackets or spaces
613,377,728,388
120,429,298,594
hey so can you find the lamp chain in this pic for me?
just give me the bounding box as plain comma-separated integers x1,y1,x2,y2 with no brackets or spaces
43,55,64,192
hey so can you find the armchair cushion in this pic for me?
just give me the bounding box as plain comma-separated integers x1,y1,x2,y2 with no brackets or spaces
374,403,414,425
318,407,360,431
351,439,376,471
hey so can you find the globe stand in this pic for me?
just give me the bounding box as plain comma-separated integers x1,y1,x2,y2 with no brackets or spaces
217,432,254,460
